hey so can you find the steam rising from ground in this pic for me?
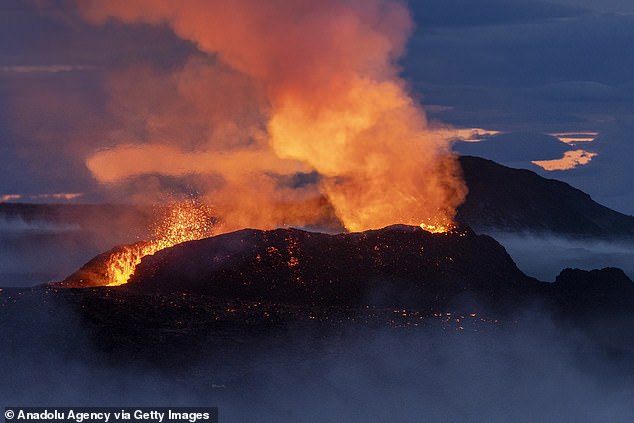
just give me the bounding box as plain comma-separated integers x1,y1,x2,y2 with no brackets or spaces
0,208,153,287
2,295,633,421
489,231,634,281
78,0,466,232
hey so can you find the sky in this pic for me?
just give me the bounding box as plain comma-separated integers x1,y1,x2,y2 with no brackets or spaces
0,0,633,215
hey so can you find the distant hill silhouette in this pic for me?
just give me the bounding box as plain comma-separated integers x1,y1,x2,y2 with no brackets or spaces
457,156,634,238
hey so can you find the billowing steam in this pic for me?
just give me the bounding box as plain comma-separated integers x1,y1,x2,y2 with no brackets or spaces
79,0,466,232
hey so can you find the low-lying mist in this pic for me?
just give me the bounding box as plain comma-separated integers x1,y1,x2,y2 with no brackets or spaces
0,208,152,287
0,217,95,287
486,231,634,281
2,292,633,422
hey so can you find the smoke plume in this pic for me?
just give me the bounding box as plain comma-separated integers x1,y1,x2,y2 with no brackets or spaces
78,0,466,232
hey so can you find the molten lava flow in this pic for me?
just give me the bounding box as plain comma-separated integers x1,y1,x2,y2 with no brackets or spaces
419,215,457,234
420,223,454,234
105,200,216,286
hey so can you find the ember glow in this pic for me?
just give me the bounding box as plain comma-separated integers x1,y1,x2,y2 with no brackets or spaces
420,223,454,234
105,199,215,286
78,0,467,233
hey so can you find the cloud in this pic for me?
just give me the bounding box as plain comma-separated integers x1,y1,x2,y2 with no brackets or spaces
454,132,573,162
71,0,468,232
30,193,83,200
0,65,97,74
431,126,500,143
0,193,83,203
0,194,22,203
532,149,598,171
546,122,634,214
534,81,629,103
86,144,308,183
549,132,598,144
408,0,587,29
549,0,634,14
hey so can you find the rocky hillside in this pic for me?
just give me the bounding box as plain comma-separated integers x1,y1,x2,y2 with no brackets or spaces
457,156,634,237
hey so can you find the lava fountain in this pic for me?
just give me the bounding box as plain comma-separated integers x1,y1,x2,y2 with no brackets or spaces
106,199,216,286
58,199,216,288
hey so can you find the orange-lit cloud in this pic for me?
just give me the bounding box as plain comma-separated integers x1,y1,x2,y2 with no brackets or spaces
0,193,83,202
532,150,598,171
0,194,23,203
549,132,598,145
0,65,97,74
30,193,84,200
433,127,500,143
87,144,310,183
76,0,467,232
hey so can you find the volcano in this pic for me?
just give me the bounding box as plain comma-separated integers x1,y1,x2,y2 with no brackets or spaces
53,221,634,317
129,225,543,306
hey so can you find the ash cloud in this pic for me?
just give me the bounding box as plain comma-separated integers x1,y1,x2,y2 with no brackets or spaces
73,0,466,233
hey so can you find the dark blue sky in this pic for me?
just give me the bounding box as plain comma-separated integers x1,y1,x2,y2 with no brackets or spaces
1,0,633,214
404,0,634,213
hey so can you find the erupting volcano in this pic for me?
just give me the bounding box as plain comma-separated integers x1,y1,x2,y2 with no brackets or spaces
6,1,634,420
57,196,463,289
61,0,473,288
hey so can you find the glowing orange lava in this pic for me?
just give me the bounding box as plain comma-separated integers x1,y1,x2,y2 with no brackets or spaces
419,216,456,234
420,223,453,234
105,200,216,286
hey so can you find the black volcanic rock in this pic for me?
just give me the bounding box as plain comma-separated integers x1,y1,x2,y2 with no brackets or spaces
457,156,634,237
554,267,633,292
126,225,540,307
551,267,634,313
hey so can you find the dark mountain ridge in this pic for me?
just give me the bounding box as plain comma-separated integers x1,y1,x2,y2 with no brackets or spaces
457,156,634,237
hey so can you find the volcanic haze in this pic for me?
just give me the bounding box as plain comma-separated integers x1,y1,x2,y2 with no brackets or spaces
79,0,466,232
